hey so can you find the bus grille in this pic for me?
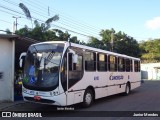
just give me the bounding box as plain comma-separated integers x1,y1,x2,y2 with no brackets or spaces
24,97,55,103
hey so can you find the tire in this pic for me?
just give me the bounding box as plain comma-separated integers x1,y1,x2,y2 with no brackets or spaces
124,83,130,96
82,89,94,107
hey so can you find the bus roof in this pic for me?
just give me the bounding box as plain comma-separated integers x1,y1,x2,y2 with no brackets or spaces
31,41,140,61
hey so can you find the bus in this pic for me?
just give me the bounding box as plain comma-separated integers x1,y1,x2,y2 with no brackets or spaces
20,41,141,107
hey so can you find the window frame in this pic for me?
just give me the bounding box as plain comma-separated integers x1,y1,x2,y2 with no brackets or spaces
108,55,117,72
125,58,131,72
97,53,107,71
118,57,125,72
84,50,96,71
134,60,140,72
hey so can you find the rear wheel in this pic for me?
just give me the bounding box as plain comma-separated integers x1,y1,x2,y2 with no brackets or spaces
124,83,130,96
82,89,93,107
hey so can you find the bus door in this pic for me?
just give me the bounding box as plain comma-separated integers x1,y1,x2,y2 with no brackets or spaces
66,48,83,105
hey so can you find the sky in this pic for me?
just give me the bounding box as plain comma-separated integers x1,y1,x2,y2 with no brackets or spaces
1,0,160,42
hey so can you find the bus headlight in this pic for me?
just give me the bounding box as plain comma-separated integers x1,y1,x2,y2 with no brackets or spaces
53,91,59,96
50,92,53,96
22,87,27,93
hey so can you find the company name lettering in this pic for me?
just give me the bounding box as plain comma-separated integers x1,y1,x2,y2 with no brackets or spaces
109,75,123,80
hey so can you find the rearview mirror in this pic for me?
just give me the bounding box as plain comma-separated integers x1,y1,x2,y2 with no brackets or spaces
19,52,26,68
72,54,78,63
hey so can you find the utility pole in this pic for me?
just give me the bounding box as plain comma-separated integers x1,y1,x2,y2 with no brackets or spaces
111,32,114,52
13,16,21,32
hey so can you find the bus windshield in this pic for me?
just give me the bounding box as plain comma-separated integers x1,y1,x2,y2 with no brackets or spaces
23,43,64,91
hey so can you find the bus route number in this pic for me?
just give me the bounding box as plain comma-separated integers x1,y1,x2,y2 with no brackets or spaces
94,76,99,80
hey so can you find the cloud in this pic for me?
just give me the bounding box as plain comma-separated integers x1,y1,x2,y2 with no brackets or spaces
145,17,160,30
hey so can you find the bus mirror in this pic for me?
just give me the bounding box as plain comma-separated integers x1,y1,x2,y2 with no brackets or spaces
73,54,78,63
19,59,23,68
19,52,26,68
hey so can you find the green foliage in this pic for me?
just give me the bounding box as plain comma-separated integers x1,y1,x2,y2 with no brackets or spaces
16,24,141,58
87,37,106,50
16,3,157,61
15,20,80,42
139,39,160,63
15,19,143,59
5,29,12,34
88,28,140,58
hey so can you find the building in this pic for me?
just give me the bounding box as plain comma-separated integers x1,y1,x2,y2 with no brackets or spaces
141,63,160,80
0,34,38,101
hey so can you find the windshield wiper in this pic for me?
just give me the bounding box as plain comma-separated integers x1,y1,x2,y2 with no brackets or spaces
44,51,55,66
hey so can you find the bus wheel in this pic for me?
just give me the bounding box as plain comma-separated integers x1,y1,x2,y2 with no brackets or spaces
124,83,130,96
82,89,93,107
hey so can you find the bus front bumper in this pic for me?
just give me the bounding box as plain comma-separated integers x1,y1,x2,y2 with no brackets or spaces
22,91,67,106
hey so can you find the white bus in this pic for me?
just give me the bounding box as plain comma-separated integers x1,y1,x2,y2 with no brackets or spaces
21,41,141,107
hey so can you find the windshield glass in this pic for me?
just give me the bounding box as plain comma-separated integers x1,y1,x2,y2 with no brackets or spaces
23,43,64,91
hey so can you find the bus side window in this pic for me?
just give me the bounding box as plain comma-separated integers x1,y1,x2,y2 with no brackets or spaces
134,60,140,72
130,60,133,72
85,51,96,71
108,55,117,72
118,57,125,72
126,59,131,72
97,53,107,71
138,61,141,72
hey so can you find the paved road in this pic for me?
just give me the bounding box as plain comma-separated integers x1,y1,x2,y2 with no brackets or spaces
1,81,160,120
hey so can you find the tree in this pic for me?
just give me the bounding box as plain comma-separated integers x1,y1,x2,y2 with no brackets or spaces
139,39,160,63
69,36,80,44
5,29,12,34
87,37,106,50
15,20,59,41
17,2,59,41
99,29,140,57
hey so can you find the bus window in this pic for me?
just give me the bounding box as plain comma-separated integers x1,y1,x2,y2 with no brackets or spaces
85,51,96,71
74,56,82,71
126,59,131,72
97,53,107,71
68,47,83,88
68,53,73,71
118,57,125,72
61,53,67,91
138,61,141,72
108,55,117,72
130,60,133,72
134,60,140,72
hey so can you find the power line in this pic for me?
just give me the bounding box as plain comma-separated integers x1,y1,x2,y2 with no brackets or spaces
0,7,150,41
20,0,100,34
1,0,150,41
2,0,102,40
0,19,12,24
0,1,101,39
0,4,94,39
25,0,101,31
20,0,101,33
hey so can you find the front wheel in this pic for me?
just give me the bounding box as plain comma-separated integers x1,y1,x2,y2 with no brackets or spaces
82,89,93,107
